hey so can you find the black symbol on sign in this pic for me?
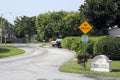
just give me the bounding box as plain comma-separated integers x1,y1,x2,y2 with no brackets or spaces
84,24,87,26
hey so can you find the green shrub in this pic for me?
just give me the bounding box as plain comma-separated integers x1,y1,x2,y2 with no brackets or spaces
61,36,105,59
71,41,83,51
76,49,90,71
76,41,95,59
86,41,94,57
61,37,75,49
70,40,79,51
61,37,95,55
94,37,120,60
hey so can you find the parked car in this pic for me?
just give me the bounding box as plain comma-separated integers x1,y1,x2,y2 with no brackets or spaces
51,38,62,48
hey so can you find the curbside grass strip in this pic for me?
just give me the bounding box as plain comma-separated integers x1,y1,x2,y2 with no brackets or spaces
59,60,120,78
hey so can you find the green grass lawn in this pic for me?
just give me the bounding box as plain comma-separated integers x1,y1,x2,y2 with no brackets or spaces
0,48,25,58
59,60,120,78
89,36,106,42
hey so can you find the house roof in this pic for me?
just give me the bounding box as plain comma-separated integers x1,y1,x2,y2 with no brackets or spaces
109,27,120,37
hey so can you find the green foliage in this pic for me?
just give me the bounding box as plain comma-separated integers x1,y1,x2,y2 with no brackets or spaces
94,37,120,60
79,0,120,35
70,40,81,51
62,36,120,60
86,41,94,57
0,17,14,42
61,37,83,50
76,50,89,71
89,36,106,41
60,60,120,78
75,41,95,70
14,16,36,41
36,11,82,41
61,36,103,54
61,37,73,49
0,48,25,58
61,36,106,66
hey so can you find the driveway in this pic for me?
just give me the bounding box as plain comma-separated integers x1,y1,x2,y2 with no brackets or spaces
0,44,119,80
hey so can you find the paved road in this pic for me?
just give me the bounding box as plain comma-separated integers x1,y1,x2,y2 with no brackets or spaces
0,44,119,80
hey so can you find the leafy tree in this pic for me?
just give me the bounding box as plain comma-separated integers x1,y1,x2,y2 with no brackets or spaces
0,17,14,42
14,17,26,38
63,12,81,37
14,16,36,42
36,11,82,41
79,0,120,35
36,13,50,41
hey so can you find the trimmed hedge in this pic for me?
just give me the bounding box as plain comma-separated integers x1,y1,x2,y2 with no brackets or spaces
61,36,120,60
61,37,82,51
94,37,120,60
86,41,94,57
61,37,74,49
61,37,95,56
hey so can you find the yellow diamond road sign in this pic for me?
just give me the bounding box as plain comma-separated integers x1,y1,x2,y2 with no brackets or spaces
79,21,92,34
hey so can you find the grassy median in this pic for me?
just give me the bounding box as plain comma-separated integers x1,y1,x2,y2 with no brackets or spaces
0,48,25,58
59,60,120,78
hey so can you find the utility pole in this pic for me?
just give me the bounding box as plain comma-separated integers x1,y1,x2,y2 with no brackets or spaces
0,13,3,43
0,12,11,44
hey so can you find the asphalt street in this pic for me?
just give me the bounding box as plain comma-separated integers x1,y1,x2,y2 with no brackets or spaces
0,44,119,80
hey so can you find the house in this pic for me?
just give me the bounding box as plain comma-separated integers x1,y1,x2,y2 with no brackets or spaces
109,26,120,37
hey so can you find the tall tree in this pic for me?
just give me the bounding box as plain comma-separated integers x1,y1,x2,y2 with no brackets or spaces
63,12,81,37
36,11,82,41
79,0,120,35
14,16,36,41
0,17,14,41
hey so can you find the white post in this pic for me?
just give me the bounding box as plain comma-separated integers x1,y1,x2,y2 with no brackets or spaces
1,13,3,43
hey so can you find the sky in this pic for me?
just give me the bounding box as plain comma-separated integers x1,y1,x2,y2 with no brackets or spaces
0,0,85,24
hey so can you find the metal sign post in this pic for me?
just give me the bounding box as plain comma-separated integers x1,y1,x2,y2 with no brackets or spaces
78,21,92,70
82,34,89,54
79,21,92,54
